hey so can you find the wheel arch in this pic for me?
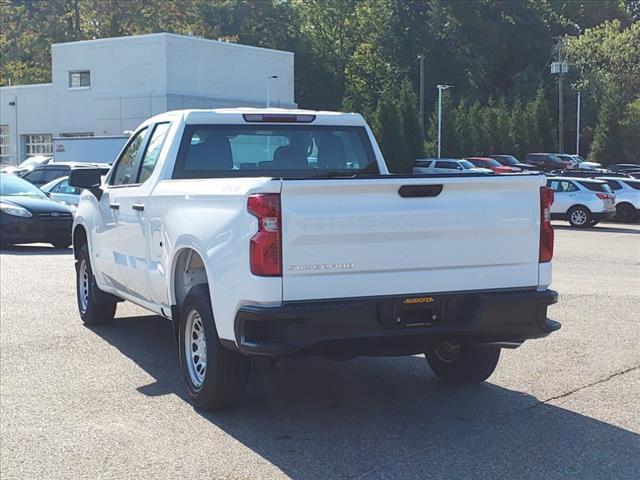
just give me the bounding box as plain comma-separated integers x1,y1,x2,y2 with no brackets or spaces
72,224,88,259
170,247,211,308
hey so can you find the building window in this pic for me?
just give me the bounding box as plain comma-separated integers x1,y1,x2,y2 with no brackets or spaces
60,132,94,138
25,134,53,157
69,70,90,88
0,125,10,165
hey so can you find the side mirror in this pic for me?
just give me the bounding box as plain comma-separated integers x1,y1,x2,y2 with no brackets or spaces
69,168,102,189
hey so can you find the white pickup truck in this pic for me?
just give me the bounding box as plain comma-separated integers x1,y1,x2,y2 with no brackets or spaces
70,108,560,411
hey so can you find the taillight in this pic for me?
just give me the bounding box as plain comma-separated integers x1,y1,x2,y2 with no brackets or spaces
539,187,554,263
247,193,282,276
596,193,612,200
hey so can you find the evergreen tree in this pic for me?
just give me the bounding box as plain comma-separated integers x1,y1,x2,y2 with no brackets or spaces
398,78,424,162
589,88,626,165
527,89,556,152
373,92,410,173
509,98,529,158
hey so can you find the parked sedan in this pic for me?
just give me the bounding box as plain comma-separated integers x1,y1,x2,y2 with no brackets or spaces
557,154,603,170
546,177,616,227
597,177,640,222
40,176,82,207
525,153,571,172
0,174,74,248
413,158,491,174
490,155,538,171
466,157,518,173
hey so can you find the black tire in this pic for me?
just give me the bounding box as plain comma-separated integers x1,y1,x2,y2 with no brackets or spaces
589,220,599,227
616,202,637,223
75,244,117,325
51,240,72,249
178,285,250,411
567,205,592,228
425,342,501,385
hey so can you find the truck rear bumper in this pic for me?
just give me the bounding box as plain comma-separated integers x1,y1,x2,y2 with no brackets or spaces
233,289,560,357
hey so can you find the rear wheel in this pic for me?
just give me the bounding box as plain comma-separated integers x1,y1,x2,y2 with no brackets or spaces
616,202,637,222
179,285,250,411
567,206,591,228
76,244,117,325
425,342,500,385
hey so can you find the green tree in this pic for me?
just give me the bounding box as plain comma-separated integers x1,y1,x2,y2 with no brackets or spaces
398,78,423,162
527,89,556,152
373,91,409,173
589,88,626,165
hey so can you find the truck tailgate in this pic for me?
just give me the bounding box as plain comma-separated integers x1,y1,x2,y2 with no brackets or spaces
280,175,544,301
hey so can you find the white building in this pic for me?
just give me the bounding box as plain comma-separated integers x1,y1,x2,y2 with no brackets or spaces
0,33,295,165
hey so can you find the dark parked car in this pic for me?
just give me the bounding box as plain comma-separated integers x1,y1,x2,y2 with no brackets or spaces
490,155,538,171
524,153,572,172
19,162,110,186
0,174,74,248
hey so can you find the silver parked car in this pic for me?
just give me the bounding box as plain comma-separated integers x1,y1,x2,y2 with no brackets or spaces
597,177,640,222
40,176,82,207
546,177,616,227
413,158,492,174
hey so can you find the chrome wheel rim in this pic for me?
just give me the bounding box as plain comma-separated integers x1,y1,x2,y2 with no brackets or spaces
185,309,207,388
78,259,89,313
433,342,461,364
570,209,587,225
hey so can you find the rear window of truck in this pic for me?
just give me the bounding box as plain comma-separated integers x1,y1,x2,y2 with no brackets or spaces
172,125,378,179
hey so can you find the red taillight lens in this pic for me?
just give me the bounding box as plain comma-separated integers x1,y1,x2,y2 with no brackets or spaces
596,193,611,200
540,187,554,263
247,193,282,276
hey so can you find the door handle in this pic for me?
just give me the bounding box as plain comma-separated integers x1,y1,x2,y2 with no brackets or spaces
109,203,120,210
399,185,443,198
132,203,145,212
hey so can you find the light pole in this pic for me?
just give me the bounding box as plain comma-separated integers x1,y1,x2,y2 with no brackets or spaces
575,91,581,155
417,55,424,128
266,75,278,108
437,84,453,158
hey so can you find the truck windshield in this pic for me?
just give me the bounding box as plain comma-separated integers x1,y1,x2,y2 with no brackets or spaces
173,125,379,179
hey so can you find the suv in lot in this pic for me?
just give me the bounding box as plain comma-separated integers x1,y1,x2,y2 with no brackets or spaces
525,153,571,172
413,158,490,174
546,177,616,227
597,177,640,221
70,108,560,410
20,162,110,187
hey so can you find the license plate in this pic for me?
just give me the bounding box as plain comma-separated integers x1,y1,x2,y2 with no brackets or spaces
393,296,442,328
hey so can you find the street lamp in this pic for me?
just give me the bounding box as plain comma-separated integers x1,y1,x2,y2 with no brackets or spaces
436,84,453,158
266,75,278,108
575,91,581,155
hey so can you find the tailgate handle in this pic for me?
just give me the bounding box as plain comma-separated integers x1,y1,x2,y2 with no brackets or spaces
398,185,443,198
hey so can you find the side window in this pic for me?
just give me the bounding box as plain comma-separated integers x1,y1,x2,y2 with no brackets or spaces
435,161,455,169
43,168,67,183
110,127,149,186
138,123,170,184
562,181,578,192
606,180,622,191
52,179,80,195
23,169,45,184
548,180,561,192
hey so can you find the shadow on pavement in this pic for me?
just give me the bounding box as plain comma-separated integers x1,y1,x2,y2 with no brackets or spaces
0,244,72,255
553,224,639,234
91,314,640,480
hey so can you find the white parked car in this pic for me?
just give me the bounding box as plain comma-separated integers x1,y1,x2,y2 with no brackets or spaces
40,176,82,207
70,108,560,410
546,177,616,227
597,177,640,222
557,154,603,171
413,158,492,174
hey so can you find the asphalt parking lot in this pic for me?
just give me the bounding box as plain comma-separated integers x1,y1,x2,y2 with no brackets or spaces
1,222,639,480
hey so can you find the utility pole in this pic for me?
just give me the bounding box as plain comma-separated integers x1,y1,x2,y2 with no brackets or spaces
575,91,581,155
436,85,453,158
417,55,424,128
266,75,278,108
551,37,568,153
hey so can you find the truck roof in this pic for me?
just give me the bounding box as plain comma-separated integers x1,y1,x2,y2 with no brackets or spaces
143,108,367,127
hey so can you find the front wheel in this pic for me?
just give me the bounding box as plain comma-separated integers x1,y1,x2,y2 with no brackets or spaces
76,244,117,325
567,206,591,228
178,285,250,411
425,342,500,385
